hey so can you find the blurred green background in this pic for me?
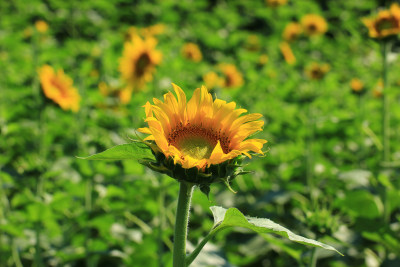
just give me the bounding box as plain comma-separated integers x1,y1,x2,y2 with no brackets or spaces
1,0,400,266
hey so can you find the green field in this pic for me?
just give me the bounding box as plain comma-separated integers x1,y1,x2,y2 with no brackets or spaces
1,0,400,266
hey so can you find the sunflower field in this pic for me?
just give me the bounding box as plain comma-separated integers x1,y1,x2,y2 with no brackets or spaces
1,0,400,266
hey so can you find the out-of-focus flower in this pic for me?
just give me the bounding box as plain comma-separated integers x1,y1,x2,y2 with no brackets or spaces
119,34,162,90
279,42,296,65
305,62,330,80
138,83,267,172
35,20,49,33
258,54,269,65
245,35,261,51
363,3,400,38
203,71,223,89
119,87,133,104
266,0,287,8
373,79,384,98
301,14,328,36
39,65,80,112
350,78,365,94
283,22,302,41
182,42,203,62
98,82,110,97
219,64,244,88
125,24,167,41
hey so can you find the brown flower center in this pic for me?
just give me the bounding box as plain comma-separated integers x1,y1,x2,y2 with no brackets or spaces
376,17,398,32
168,123,231,159
135,53,151,77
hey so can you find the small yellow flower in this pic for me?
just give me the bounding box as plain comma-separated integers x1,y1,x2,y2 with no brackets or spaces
203,71,223,89
219,64,244,88
266,0,287,7
119,87,133,104
363,3,400,38
258,54,269,65
301,14,328,36
283,22,302,42
350,78,364,94
35,20,49,33
306,62,330,80
119,34,162,90
182,43,203,62
98,82,110,96
39,65,80,112
279,42,296,65
245,35,260,51
138,84,267,170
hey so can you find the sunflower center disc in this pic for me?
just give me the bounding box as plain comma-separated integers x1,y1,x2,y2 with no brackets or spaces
177,137,214,160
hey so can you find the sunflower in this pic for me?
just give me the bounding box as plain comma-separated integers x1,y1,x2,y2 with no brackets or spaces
35,20,49,33
138,84,266,170
305,62,330,80
119,34,162,90
363,3,400,39
182,42,203,62
258,54,269,65
301,14,328,36
283,22,302,42
266,0,287,8
279,42,296,65
219,64,244,88
203,71,223,89
39,65,80,112
350,78,365,94
373,79,384,98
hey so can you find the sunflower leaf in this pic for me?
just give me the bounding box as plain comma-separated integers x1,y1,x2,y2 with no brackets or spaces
77,142,156,162
210,206,343,255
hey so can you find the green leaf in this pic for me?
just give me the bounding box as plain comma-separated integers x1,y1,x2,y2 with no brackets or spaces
187,206,342,266
210,206,342,254
77,142,155,162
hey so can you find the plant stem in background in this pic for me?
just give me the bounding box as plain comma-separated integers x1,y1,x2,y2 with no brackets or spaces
381,41,390,163
309,247,318,267
357,94,365,168
173,182,194,267
306,101,315,208
158,177,166,267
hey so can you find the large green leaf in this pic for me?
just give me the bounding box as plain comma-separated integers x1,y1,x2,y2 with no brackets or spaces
187,206,342,265
78,142,155,162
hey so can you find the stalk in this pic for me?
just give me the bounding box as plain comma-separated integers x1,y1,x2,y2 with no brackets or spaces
357,94,364,168
157,178,166,267
173,182,194,267
381,41,391,224
309,247,318,267
306,101,315,208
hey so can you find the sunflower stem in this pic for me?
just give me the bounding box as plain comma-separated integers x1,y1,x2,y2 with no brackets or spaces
357,94,364,168
306,101,315,208
309,247,318,267
381,41,390,164
173,181,194,267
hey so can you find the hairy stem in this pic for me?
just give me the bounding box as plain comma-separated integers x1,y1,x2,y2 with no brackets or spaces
381,41,390,163
173,181,194,267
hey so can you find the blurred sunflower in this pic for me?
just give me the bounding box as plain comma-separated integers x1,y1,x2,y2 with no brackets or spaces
119,87,133,104
35,20,49,33
363,3,400,38
245,34,261,51
279,42,296,65
266,0,287,7
258,54,269,65
219,64,244,88
350,78,365,94
203,71,223,89
39,65,80,112
283,22,302,41
125,24,166,41
306,62,330,80
119,34,162,90
182,42,203,62
138,84,266,169
301,14,328,36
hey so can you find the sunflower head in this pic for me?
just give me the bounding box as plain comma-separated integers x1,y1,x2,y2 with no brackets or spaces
38,65,80,112
219,64,244,88
306,62,330,80
203,71,223,90
138,84,267,192
350,78,365,95
182,42,203,62
363,4,400,39
35,20,49,33
279,42,296,65
119,34,162,90
373,79,384,98
266,0,287,8
283,22,302,42
301,14,328,36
